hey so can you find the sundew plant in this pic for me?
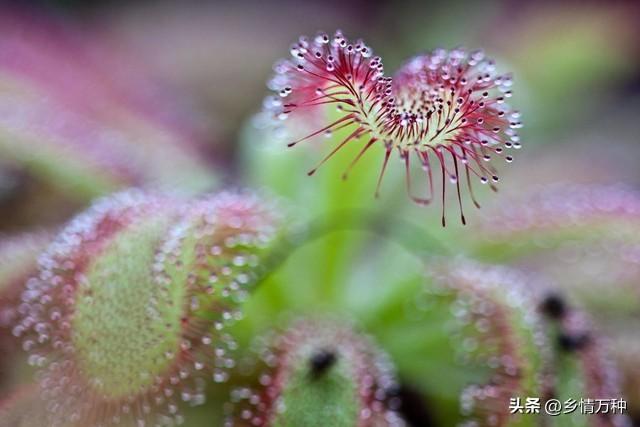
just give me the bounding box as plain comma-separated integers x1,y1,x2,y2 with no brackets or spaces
0,3,639,427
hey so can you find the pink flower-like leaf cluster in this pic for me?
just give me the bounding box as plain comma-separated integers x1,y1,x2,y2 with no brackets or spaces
265,30,522,225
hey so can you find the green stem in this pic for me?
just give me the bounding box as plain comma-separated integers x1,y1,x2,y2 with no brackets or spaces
257,208,451,286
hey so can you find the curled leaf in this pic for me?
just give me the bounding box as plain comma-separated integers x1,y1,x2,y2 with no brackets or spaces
16,189,288,426
227,317,404,427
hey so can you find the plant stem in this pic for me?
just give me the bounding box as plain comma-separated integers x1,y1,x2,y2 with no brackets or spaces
256,208,452,287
